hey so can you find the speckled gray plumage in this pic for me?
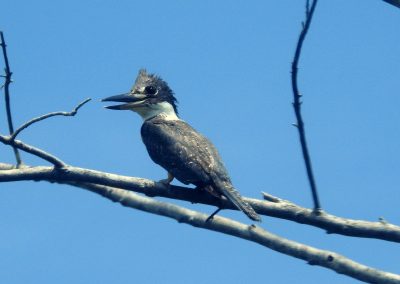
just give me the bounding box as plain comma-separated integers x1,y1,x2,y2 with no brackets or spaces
141,116,261,222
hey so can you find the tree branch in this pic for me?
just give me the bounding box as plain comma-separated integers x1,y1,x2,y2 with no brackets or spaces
291,1,321,211
0,31,22,166
50,181,400,283
10,98,91,140
0,97,89,167
1,162,399,243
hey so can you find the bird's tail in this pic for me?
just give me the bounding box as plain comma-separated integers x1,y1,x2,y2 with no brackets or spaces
212,179,261,222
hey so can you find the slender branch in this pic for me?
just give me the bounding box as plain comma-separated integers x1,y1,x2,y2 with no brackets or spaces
0,31,22,166
0,97,89,167
60,182,400,283
1,162,400,243
0,136,66,167
10,98,91,140
291,0,321,210
383,0,400,8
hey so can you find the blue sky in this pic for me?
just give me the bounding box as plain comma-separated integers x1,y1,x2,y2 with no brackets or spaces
1,1,399,283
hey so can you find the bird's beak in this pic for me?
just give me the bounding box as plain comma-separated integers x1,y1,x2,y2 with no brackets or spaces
102,92,147,110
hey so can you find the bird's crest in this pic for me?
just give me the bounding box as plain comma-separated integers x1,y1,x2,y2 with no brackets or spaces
132,69,178,114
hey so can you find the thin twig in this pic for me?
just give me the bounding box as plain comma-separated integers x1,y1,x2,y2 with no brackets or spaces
62,182,400,283
0,31,22,166
1,162,400,243
10,98,91,140
261,191,281,203
291,0,321,211
0,135,66,167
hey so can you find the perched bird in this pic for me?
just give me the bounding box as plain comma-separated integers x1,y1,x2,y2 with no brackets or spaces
102,69,261,222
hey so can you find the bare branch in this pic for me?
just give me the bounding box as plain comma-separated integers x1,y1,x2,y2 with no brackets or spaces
383,0,400,8
1,163,400,243
0,31,22,166
291,1,321,210
0,136,66,167
10,98,91,140
59,182,400,283
262,191,281,202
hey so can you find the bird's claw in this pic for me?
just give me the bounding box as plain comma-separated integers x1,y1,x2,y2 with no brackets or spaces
158,172,174,186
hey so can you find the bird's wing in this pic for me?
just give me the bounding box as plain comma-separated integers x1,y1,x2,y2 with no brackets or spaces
141,118,261,222
141,118,227,186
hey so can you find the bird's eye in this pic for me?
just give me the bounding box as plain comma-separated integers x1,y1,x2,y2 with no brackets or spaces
145,85,157,95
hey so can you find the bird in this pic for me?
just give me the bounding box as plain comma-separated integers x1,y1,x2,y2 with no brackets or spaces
102,69,261,222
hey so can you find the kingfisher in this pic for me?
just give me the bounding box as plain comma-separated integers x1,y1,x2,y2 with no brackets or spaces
102,69,261,222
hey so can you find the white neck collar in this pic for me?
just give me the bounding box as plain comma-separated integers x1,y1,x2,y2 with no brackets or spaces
133,102,179,121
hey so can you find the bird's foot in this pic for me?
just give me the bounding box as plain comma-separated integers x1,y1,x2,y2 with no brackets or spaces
158,172,174,186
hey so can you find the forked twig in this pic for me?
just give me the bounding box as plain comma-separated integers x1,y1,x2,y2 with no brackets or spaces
10,98,91,140
291,0,321,210
0,97,90,167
